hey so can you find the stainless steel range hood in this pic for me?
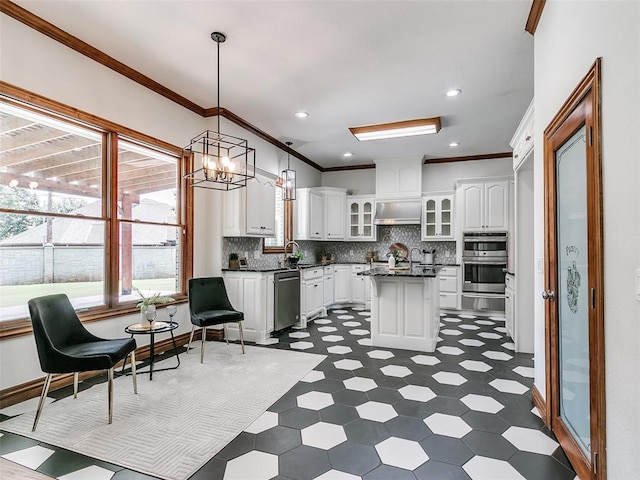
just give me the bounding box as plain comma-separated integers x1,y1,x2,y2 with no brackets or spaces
373,200,422,225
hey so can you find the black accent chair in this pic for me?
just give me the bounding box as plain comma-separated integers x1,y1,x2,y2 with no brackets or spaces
187,277,245,363
28,294,138,431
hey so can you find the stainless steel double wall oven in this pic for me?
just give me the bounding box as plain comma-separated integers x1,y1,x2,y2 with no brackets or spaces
461,232,507,312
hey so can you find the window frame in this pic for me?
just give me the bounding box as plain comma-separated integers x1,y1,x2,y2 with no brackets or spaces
262,196,294,254
0,85,193,339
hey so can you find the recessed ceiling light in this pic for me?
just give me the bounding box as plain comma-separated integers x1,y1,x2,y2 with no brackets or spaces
446,89,462,97
449,142,460,147
294,111,309,118
343,152,353,157
349,117,441,141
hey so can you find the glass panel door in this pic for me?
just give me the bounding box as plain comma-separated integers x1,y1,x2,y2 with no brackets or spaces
555,125,591,456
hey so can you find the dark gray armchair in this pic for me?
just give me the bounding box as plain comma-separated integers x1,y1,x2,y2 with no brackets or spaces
28,294,138,430
187,277,244,363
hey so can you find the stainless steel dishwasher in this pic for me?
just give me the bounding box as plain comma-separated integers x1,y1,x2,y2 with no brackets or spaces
274,270,300,332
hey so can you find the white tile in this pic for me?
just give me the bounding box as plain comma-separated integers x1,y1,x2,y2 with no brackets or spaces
463,455,525,480
332,309,348,314
344,377,377,392
58,465,115,480
314,319,333,325
411,355,441,366
314,470,361,480
0,396,55,416
513,366,535,378
502,426,559,455
436,346,465,356
459,339,485,347
440,329,463,336
375,437,429,470
318,326,338,333
357,338,373,346
531,406,542,418
432,371,467,386
443,317,461,323
501,342,515,350
367,350,394,360
461,394,504,414
356,401,398,422
343,321,362,327
459,324,481,331
290,341,314,350
478,332,502,340
482,351,513,361
459,314,477,319
245,411,279,434
424,413,472,438
2,445,55,470
474,320,495,325
494,327,507,333
380,365,412,378
301,370,326,383
357,311,371,316
327,345,353,355
297,391,335,410
489,379,529,395
398,385,436,403
337,314,355,320
349,329,369,336
351,307,365,311
302,422,347,450
334,359,363,371
322,335,345,342
289,331,310,338
489,316,506,321
224,451,278,480
459,360,492,372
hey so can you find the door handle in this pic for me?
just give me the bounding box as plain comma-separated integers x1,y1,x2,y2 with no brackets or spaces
542,290,555,300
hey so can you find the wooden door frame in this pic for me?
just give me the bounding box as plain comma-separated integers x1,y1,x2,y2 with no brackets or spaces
543,58,606,480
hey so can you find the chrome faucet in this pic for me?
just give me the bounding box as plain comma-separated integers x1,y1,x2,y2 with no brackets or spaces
283,240,301,267
409,247,422,269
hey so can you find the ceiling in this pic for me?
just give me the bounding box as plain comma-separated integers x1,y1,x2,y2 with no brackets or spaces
11,0,534,170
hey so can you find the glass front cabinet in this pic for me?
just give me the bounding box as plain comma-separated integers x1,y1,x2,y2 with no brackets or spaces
347,195,376,241
421,193,454,240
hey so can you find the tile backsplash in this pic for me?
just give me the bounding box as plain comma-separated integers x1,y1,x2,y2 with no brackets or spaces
223,225,456,269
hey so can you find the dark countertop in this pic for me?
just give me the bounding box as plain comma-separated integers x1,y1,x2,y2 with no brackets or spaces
358,265,443,278
221,261,370,273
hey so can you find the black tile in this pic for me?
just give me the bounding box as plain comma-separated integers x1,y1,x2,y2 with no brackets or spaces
344,419,390,446
363,464,418,480
414,459,472,480
385,415,431,441
268,394,297,413
461,410,510,434
255,426,301,455
279,445,331,480
279,407,320,430
426,397,470,416
332,389,368,407
419,435,474,466
319,404,359,425
215,432,256,461
189,457,227,480
328,441,380,475
462,430,517,460
392,399,435,419
509,451,577,480
312,378,347,394
366,387,403,404
112,469,162,479
36,449,96,477
0,431,39,455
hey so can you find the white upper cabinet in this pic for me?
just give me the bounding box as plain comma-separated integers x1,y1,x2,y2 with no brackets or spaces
510,99,534,171
347,195,376,241
223,174,276,237
246,176,276,236
295,187,345,241
323,188,346,240
374,158,422,199
421,193,454,240
458,180,509,232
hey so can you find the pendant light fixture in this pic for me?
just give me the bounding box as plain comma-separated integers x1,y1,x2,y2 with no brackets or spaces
281,141,296,201
183,32,255,191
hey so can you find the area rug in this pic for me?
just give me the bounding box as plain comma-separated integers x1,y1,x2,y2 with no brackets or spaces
1,343,325,480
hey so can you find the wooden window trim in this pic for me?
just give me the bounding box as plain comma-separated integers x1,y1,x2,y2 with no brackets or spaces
0,83,193,340
262,197,294,254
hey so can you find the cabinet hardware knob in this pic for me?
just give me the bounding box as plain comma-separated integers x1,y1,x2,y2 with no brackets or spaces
542,290,555,300
525,135,531,141
514,154,519,158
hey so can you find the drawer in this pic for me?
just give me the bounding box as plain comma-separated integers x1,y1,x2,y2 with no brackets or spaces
439,266,458,277
323,265,334,275
505,273,515,290
351,265,365,272
439,275,457,293
439,292,458,309
302,267,323,281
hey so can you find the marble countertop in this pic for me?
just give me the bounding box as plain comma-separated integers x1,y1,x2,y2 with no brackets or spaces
357,265,443,278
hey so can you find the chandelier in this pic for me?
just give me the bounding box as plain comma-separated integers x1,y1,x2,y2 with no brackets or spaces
281,141,296,201
183,32,255,191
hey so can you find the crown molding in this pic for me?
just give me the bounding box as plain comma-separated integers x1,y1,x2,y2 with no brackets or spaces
525,0,546,35
423,152,512,164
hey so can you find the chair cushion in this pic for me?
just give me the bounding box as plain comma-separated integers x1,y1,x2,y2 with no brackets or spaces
58,338,136,372
192,309,243,327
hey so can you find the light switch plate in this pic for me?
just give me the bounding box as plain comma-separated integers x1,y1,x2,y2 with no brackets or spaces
253,250,260,260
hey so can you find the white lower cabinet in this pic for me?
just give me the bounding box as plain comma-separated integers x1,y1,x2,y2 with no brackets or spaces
505,273,515,341
350,264,371,307
333,265,351,304
300,267,324,326
323,266,334,308
222,272,274,344
438,266,460,310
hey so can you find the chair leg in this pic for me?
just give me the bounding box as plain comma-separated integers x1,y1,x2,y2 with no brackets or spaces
200,326,206,363
238,322,245,354
32,373,52,432
130,350,137,394
73,372,79,399
224,324,229,345
108,368,114,424
187,325,196,354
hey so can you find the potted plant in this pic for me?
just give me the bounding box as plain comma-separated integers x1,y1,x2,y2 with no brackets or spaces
317,250,328,264
288,251,303,267
229,252,240,270
133,286,173,325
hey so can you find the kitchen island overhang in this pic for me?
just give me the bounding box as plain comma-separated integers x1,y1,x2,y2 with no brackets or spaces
358,266,442,352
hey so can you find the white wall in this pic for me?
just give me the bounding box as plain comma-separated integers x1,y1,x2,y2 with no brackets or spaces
535,1,640,477
322,169,376,194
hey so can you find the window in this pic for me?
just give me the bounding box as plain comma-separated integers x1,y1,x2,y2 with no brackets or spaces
263,186,293,253
0,95,191,329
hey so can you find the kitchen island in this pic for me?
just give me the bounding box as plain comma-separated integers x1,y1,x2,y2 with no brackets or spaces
358,265,442,352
